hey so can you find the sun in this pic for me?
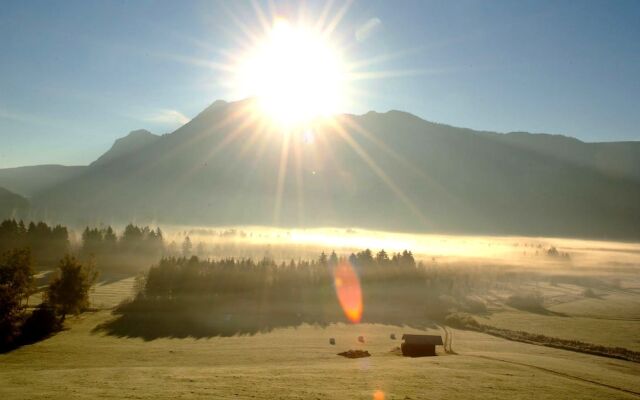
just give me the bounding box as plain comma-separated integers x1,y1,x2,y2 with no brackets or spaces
235,18,348,128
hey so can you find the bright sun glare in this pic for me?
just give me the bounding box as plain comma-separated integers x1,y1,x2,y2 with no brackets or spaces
236,18,348,128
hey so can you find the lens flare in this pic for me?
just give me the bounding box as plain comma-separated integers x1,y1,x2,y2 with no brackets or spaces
333,260,363,323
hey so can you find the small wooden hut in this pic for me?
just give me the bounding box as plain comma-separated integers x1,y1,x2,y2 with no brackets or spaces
401,334,443,357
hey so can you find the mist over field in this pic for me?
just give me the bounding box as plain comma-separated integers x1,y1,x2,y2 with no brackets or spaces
143,224,640,269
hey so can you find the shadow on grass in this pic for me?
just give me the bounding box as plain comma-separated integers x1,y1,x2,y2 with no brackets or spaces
506,293,569,317
1,306,62,354
509,306,569,317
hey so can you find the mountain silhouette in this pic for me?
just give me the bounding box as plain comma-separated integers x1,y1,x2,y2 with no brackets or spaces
0,130,159,198
12,98,640,239
0,186,29,219
0,165,85,198
92,129,160,166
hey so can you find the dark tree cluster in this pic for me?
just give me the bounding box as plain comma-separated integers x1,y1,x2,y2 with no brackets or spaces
102,249,494,339
0,219,69,266
141,250,418,301
0,249,96,352
0,249,33,348
80,224,164,272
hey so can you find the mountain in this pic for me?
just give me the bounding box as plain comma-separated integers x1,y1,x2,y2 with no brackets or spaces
491,131,640,183
0,130,159,198
30,98,640,239
0,165,85,198
0,186,29,218
92,129,160,166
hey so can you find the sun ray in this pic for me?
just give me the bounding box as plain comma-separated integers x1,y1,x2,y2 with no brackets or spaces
341,116,473,216
155,52,234,72
220,2,266,47
348,47,426,70
217,23,262,54
341,117,429,179
315,0,336,32
149,102,263,208
273,131,291,225
300,124,343,220
251,0,272,34
322,0,353,38
328,118,430,226
348,68,439,81
238,117,270,159
292,133,306,225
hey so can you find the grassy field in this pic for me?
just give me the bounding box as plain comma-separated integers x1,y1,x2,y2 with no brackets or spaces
1,308,640,399
2,233,640,399
1,273,640,399
475,281,640,352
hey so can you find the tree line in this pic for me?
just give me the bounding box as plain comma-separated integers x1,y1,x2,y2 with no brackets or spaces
101,249,497,339
0,219,69,265
141,249,419,300
79,224,165,272
0,219,168,272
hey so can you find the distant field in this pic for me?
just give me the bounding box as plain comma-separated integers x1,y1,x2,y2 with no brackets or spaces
1,309,639,399
2,231,640,399
477,288,640,352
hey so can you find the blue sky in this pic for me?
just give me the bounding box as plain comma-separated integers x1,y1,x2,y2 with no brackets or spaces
1,0,639,168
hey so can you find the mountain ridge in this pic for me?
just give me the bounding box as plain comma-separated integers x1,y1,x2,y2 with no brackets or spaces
21,98,640,239
0,186,29,218
91,129,160,167
0,164,86,198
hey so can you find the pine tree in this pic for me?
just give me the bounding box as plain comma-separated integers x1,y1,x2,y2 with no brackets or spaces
182,236,192,257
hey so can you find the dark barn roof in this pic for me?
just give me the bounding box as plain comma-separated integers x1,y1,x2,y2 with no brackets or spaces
402,334,443,345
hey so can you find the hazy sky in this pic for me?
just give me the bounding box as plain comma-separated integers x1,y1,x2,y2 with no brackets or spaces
1,0,639,168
